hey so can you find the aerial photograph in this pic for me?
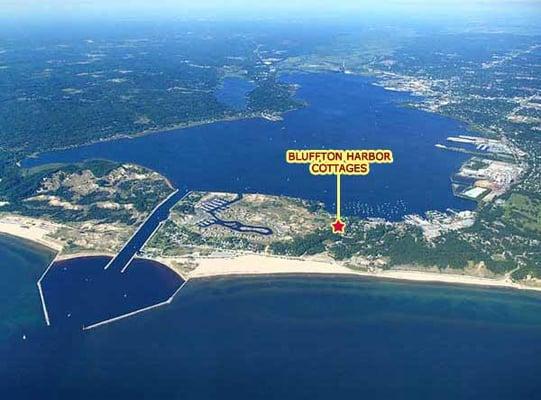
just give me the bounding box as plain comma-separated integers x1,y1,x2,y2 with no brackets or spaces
1,0,541,398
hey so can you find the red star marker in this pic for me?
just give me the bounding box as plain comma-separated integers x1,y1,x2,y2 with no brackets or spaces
331,218,346,234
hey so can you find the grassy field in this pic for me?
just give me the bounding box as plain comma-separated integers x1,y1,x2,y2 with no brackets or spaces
503,193,541,235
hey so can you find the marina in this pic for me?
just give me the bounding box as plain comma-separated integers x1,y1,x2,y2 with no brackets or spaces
195,193,273,235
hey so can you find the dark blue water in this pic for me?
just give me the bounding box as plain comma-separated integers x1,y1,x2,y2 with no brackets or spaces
24,73,474,220
42,256,183,328
3,275,541,399
215,77,256,110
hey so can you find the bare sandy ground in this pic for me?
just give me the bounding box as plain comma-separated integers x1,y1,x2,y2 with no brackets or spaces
0,214,63,251
55,251,116,261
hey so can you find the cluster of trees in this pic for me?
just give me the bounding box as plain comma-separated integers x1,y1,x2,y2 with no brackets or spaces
173,193,204,215
248,80,301,113
385,233,483,269
270,230,335,257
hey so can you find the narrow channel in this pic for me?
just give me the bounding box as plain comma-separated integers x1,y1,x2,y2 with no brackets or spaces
104,189,187,273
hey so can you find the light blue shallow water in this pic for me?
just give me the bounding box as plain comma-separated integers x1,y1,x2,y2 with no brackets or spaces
0,234,55,340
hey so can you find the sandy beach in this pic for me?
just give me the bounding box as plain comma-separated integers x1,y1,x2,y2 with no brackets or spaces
55,251,116,261
185,253,541,292
0,214,63,251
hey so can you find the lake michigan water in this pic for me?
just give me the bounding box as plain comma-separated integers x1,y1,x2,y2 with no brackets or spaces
2,246,541,399
0,235,55,340
24,72,474,220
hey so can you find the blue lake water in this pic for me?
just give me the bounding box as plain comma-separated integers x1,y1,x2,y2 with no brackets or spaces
24,73,474,220
215,77,256,110
2,274,541,399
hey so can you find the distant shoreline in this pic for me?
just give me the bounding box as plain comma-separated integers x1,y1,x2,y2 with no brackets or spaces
22,110,287,167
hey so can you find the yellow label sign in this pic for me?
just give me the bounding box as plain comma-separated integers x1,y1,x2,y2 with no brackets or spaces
286,149,393,176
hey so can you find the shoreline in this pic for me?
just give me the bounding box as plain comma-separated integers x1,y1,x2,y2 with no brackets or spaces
5,224,539,294
0,215,63,252
55,250,541,294
22,111,278,165
0,232,59,255
182,253,541,293
2,212,540,294
55,251,116,261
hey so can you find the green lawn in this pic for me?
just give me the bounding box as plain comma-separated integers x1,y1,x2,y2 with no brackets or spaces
503,193,541,235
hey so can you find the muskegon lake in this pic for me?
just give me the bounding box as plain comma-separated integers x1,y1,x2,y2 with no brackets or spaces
2,238,541,399
24,72,474,220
